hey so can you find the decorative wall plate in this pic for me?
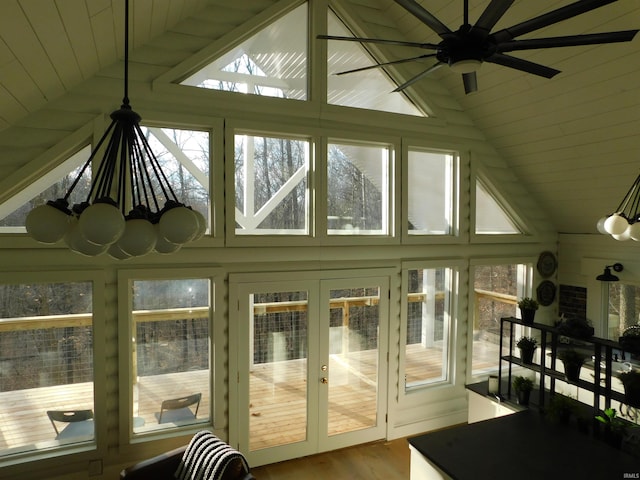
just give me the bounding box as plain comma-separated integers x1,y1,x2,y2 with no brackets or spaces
537,251,557,278
536,280,556,306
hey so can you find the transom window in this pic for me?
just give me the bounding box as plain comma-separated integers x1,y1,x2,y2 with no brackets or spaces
327,141,391,235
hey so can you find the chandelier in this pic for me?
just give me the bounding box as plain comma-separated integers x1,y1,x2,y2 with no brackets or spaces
25,0,205,259
597,173,640,241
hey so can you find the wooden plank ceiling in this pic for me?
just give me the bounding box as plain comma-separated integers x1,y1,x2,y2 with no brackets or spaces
0,0,639,235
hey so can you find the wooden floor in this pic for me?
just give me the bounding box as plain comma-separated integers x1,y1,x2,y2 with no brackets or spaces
0,341,496,454
250,437,411,480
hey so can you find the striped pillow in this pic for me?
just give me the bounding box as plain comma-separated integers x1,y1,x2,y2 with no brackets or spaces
174,430,249,480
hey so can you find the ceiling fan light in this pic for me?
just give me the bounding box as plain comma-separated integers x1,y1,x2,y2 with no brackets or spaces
450,59,481,74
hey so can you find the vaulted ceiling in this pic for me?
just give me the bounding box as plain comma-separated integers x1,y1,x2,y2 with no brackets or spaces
0,0,639,235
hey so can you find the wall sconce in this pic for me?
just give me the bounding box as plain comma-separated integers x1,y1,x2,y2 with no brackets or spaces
596,263,624,282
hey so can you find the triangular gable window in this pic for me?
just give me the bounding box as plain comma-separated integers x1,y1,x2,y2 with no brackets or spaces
475,179,522,234
180,4,308,100
327,10,425,117
0,145,91,232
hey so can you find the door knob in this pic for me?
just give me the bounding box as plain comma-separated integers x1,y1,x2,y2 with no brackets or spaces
321,377,328,384
321,365,328,371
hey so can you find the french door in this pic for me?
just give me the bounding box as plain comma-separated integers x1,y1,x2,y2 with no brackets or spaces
231,271,389,466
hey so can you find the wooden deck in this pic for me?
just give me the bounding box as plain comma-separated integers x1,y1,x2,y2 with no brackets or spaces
0,342,460,454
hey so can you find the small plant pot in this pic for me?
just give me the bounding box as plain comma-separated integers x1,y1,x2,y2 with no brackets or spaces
622,382,640,408
516,389,531,406
520,308,536,325
562,361,583,383
519,346,536,364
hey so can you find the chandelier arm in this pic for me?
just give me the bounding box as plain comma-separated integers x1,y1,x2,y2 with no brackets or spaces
63,119,118,203
628,179,640,222
95,123,125,202
131,132,160,213
134,123,181,203
615,174,640,214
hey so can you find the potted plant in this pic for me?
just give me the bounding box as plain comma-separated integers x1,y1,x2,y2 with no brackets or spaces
558,348,587,383
595,408,627,449
512,375,534,406
619,325,640,354
516,336,537,364
518,297,539,325
546,394,577,425
556,316,594,339
619,370,640,408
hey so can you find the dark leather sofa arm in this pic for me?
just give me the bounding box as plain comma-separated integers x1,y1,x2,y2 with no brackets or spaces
119,445,187,480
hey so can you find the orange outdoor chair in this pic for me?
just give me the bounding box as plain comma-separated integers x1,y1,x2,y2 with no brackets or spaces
157,393,201,424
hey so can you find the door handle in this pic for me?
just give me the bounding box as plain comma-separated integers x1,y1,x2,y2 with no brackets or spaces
321,377,328,384
321,365,328,371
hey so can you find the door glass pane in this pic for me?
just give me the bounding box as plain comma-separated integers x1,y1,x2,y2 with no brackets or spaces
327,286,379,435
131,279,210,433
405,268,452,389
249,291,308,451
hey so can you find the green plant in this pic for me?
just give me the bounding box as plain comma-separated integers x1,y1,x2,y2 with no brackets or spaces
595,408,627,433
557,348,587,365
546,394,577,423
518,297,539,310
513,375,534,393
516,336,537,349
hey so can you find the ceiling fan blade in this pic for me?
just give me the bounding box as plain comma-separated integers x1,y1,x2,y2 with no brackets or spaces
392,62,445,92
317,35,438,50
497,30,639,52
472,0,515,34
462,72,478,94
486,53,561,78
335,54,438,76
393,0,452,38
492,0,618,43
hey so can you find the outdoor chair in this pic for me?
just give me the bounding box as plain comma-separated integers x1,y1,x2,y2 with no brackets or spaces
47,409,94,440
156,392,201,424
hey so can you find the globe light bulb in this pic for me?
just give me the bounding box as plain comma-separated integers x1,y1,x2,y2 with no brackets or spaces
191,209,207,241
117,219,157,257
64,217,108,256
158,206,199,244
107,242,132,260
25,203,71,244
596,216,609,234
78,201,125,246
628,223,640,241
604,213,629,235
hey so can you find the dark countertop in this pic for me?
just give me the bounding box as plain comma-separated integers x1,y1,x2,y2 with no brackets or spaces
409,409,640,480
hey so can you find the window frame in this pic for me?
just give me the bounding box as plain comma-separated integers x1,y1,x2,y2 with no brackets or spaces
0,269,105,466
399,260,461,397
117,267,223,447
468,258,534,382
400,139,466,245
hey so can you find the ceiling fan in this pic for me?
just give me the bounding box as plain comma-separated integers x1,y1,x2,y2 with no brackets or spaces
319,0,638,94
